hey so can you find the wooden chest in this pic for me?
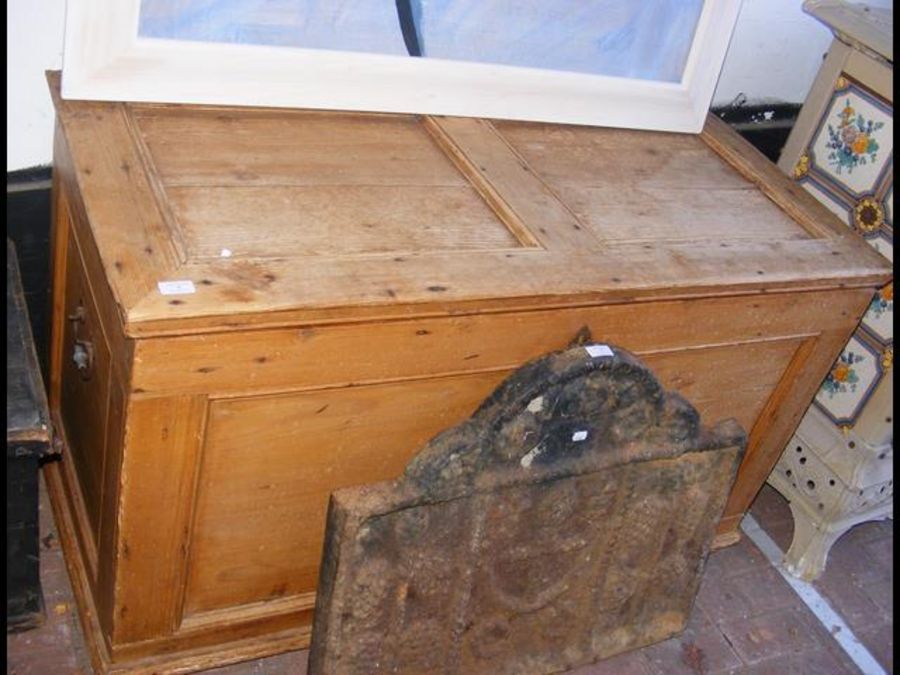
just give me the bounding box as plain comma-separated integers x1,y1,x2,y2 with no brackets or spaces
45,72,889,673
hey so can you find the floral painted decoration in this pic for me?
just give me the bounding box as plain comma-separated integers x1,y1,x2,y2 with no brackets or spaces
793,154,810,180
854,197,885,233
821,350,864,397
825,99,884,175
867,282,893,318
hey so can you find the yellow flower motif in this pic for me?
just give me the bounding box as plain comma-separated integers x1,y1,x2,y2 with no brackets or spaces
854,198,884,233
793,154,810,180
883,347,893,370
835,76,850,91
832,363,851,382
852,134,870,155
881,283,893,302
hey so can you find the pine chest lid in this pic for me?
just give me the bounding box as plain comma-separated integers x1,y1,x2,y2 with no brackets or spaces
49,73,890,337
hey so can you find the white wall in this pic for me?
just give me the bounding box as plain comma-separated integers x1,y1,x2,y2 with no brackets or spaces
2,1,871,171
712,0,835,107
7,0,67,172
714,0,894,106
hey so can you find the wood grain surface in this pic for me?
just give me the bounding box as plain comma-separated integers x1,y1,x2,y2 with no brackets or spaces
44,72,891,673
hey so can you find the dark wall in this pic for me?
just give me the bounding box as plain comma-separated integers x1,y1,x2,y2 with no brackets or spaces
6,107,799,382
713,103,802,164
7,167,52,379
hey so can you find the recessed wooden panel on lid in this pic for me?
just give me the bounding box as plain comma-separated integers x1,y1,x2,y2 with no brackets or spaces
130,107,524,259
493,121,814,245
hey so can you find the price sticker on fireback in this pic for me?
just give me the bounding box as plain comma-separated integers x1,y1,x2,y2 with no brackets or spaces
584,344,614,358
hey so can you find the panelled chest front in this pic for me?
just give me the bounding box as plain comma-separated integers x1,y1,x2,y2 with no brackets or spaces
45,72,889,673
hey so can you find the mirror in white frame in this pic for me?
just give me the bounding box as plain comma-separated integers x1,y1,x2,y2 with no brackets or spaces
61,0,743,133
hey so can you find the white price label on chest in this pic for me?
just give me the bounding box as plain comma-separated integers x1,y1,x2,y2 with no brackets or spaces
157,280,196,296
584,344,614,358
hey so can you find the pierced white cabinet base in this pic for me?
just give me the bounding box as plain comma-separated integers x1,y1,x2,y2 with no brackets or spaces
768,401,893,581
768,0,893,582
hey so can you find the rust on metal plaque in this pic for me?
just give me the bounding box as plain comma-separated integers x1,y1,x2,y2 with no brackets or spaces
308,345,746,675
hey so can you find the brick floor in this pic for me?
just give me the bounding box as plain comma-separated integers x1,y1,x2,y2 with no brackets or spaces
7,478,893,674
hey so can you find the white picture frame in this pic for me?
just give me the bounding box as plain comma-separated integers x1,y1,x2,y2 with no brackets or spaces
61,0,743,133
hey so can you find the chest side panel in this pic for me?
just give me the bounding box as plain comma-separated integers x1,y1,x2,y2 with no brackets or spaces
47,144,136,643
59,226,112,561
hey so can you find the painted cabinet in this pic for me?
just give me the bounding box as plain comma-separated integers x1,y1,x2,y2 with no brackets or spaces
770,0,893,581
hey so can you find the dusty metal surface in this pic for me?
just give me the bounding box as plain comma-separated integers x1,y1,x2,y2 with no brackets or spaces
7,239,51,446
8,239,53,633
309,345,746,675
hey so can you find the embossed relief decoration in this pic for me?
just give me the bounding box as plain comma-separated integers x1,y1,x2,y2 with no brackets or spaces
309,345,745,675
792,74,893,428
864,183,894,264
